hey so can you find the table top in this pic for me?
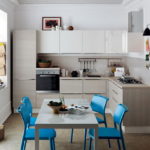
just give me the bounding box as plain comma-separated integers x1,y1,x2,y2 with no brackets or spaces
35,99,98,128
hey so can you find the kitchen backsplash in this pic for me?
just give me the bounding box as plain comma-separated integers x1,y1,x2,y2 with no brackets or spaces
123,57,150,85
38,55,123,76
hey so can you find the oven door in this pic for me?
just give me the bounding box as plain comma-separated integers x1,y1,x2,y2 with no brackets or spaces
36,74,59,92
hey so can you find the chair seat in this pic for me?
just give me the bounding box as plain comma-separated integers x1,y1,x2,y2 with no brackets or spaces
25,128,56,140
89,127,121,139
29,117,36,126
96,117,105,124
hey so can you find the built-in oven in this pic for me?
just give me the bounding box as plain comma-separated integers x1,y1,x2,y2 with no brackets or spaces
36,68,60,93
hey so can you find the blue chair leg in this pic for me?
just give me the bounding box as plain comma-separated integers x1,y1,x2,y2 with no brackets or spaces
104,122,111,148
50,139,53,150
83,129,87,150
121,136,126,150
52,138,56,150
21,138,25,150
70,129,74,143
117,139,121,150
89,138,92,150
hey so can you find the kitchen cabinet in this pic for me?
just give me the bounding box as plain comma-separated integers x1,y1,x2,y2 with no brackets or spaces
83,31,105,53
106,31,127,53
13,30,36,109
83,79,106,94
60,94,83,99
36,93,60,108
60,30,83,53
13,80,36,108
108,80,150,127
37,31,59,53
60,79,82,93
128,32,144,52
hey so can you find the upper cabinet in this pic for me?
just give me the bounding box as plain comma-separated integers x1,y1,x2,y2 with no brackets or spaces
128,32,144,52
83,31,105,53
60,31,82,53
106,31,127,53
37,31,59,53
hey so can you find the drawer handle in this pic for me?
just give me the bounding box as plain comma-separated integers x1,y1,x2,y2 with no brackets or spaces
112,89,118,95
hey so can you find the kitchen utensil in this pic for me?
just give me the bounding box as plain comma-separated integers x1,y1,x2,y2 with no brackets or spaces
71,71,78,77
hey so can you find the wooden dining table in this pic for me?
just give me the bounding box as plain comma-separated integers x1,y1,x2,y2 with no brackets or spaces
35,98,99,150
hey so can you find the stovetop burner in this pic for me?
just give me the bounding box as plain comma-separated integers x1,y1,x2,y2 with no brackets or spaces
118,77,142,84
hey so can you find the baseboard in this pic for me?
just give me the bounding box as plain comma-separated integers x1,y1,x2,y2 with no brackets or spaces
125,126,150,133
0,102,11,124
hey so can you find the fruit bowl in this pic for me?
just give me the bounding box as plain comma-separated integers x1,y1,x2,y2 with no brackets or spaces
48,101,63,114
48,105,62,114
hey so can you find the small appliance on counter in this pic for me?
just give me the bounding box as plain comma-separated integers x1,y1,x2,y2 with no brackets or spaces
114,67,125,77
36,68,60,93
71,71,78,77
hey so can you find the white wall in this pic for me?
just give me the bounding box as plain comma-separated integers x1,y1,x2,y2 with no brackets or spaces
14,4,128,30
123,0,150,85
0,0,15,124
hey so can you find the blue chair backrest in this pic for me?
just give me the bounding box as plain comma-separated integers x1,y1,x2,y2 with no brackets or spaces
17,103,30,128
21,96,32,115
90,94,109,115
113,104,128,126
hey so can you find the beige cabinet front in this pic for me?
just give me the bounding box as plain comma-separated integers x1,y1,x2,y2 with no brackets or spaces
60,79,83,93
36,93,60,108
83,80,106,94
13,80,36,108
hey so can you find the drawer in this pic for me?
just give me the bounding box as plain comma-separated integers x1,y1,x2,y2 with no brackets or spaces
83,80,106,94
109,97,118,114
60,79,82,93
36,93,60,108
109,81,123,103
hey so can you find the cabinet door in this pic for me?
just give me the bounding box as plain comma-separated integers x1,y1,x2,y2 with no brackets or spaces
106,31,127,53
83,31,105,53
37,31,59,53
128,32,144,52
60,31,82,53
36,93,60,108
83,80,106,94
13,30,36,80
60,79,82,93
13,80,36,108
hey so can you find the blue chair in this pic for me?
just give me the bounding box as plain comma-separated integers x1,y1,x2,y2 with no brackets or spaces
70,94,109,150
21,96,36,126
17,103,56,150
88,104,128,150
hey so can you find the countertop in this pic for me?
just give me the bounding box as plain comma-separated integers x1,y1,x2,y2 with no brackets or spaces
60,76,150,89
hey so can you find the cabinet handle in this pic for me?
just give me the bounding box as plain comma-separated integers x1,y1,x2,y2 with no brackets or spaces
112,89,118,95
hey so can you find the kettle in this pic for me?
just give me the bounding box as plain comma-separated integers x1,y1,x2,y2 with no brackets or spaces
71,71,78,77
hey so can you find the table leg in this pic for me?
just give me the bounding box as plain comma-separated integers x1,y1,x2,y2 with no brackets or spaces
94,127,98,150
35,127,39,150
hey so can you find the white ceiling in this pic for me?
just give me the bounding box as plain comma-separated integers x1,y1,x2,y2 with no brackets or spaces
16,0,124,4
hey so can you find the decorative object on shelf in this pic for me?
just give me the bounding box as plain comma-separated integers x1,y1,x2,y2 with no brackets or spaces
0,43,6,76
143,24,150,69
42,17,61,30
67,26,74,30
38,59,51,68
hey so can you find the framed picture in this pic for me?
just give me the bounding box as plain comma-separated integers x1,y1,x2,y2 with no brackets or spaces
42,17,61,30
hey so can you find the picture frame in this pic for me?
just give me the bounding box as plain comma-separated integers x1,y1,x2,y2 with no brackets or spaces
42,17,61,30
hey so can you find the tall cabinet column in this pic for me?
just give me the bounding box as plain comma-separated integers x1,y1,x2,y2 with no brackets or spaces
13,30,36,109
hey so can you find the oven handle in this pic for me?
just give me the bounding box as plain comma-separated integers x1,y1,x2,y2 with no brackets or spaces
39,75,57,77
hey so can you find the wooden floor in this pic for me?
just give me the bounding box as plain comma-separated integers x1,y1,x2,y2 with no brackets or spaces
0,114,150,150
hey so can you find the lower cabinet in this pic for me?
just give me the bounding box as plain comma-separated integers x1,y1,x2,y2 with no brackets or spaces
36,93,60,108
13,80,36,109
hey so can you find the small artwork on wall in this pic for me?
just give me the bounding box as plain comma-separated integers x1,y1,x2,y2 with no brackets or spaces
42,17,61,30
